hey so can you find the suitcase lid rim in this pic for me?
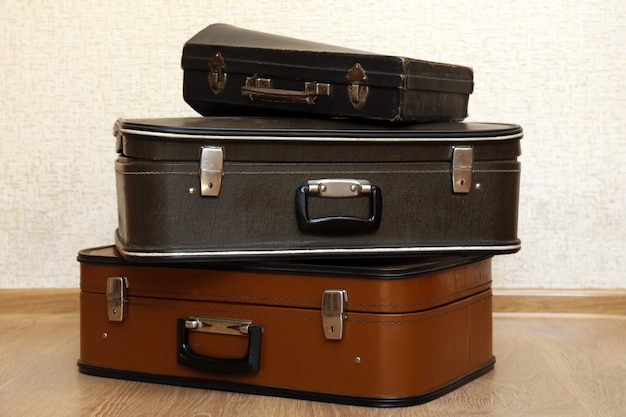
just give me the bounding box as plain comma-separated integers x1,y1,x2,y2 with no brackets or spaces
114,117,523,142
181,23,473,94
114,117,522,162
77,245,492,280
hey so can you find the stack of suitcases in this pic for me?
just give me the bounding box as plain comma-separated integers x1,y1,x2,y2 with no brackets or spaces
77,24,522,407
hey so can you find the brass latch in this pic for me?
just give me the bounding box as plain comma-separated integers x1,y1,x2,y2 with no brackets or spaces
452,146,474,193
321,289,348,340
106,276,128,322
200,146,224,197
346,63,369,110
208,52,227,95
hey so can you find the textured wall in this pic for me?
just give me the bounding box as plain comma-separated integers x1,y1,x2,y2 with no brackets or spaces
0,1,624,288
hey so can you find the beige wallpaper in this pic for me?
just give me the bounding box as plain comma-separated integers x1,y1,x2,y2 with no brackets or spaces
0,1,624,288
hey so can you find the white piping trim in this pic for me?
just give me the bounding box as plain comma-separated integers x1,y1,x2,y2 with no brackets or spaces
119,128,523,143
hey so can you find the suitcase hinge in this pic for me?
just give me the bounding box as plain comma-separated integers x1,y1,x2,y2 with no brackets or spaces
106,276,128,322
200,146,224,197
208,52,227,95
321,289,348,340
452,146,474,193
346,63,369,110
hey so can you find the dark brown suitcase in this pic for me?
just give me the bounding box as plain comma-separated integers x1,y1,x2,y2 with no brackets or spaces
182,24,474,122
77,246,494,407
113,117,522,262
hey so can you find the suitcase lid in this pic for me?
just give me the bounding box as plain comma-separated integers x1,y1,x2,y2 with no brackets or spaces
78,245,492,314
181,24,473,94
114,117,522,163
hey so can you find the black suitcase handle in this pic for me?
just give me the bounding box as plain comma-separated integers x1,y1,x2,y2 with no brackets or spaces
177,317,261,374
296,179,382,233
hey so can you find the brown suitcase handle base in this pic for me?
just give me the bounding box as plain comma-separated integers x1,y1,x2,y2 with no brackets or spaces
177,318,262,374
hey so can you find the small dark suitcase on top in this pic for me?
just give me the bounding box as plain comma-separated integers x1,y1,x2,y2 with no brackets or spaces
182,24,474,122
78,245,494,407
113,116,522,262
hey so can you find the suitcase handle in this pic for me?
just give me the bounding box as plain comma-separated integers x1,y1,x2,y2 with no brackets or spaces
177,317,262,374
296,179,382,233
242,76,331,105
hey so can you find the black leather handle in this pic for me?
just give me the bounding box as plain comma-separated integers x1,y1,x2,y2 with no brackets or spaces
296,184,382,233
177,318,261,374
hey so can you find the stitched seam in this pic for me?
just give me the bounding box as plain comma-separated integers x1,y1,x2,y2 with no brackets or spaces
131,290,319,306
117,171,196,175
350,281,492,309
81,292,490,323
116,169,519,176
81,280,490,309
81,297,319,320
347,293,491,325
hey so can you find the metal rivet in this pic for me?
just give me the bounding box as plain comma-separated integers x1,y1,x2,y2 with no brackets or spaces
354,356,361,364
102,332,108,339
319,184,327,192
188,187,197,195
475,183,481,190
112,308,117,315
350,184,357,192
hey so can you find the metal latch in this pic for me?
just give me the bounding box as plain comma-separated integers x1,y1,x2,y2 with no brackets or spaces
200,146,224,197
321,289,348,340
307,179,371,198
208,52,227,95
346,63,369,110
106,276,128,322
452,146,474,193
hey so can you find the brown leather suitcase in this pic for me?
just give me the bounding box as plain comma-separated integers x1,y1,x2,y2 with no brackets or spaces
182,24,474,122
113,117,522,263
77,246,494,407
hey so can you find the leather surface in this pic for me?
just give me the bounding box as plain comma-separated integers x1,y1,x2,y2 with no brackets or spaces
79,249,493,398
115,158,520,259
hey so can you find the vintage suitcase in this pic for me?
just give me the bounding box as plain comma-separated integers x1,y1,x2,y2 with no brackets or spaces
182,24,474,122
77,245,494,407
113,116,522,262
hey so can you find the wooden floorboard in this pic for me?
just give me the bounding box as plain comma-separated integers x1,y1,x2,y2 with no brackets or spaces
0,289,625,416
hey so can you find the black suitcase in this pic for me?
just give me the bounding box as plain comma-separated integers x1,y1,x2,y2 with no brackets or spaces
113,116,521,262
182,24,474,123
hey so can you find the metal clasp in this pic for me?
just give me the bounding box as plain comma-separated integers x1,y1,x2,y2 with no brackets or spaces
200,146,224,197
307,179,371,198
208,52,227,95
346,63,369,110
106,276,128,322
452,146,474,193
321,289,348,340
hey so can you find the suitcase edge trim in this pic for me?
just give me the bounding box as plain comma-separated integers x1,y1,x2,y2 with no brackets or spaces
77,356,495,408
77,244,493,280
114,231,521,263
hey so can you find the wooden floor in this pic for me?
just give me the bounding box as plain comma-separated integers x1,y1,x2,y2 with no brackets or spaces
1,289,625,416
